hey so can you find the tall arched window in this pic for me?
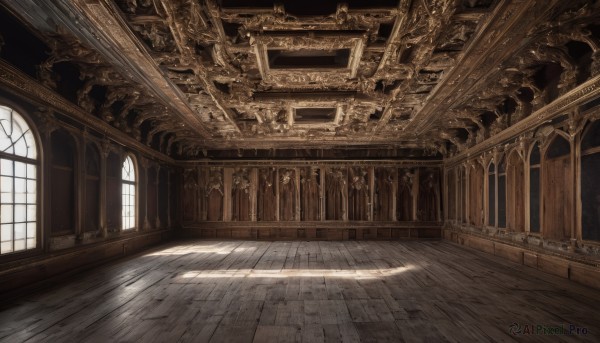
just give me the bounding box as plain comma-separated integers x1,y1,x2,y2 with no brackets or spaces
122,156,136,230
0,105,38,254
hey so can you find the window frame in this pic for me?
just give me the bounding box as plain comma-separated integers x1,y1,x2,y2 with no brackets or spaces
0,102,42,259
121,154,138,231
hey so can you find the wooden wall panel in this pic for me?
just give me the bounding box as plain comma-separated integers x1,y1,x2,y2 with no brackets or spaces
206,168,224,221
231,168,251,221
507,153,525,232
543,156,571,240
257,168,277,221
279,168,297,221
419,168,441,222
468,165,484,226
374,167,396,221
182,168,198,222
147,167,158,229
397,168,414,221
300,167,321,221
348,167,369,221
325,167,347,221
106,152,121,232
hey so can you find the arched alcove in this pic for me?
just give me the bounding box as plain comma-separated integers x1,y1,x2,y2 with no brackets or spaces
581,121,600,241
543,134,571,240
529,142,541,233
84,143,100,232
50,129,76,235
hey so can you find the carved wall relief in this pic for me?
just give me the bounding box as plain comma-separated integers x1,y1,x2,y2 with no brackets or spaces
181,168,199,221
257,168,277,221
467,163,484,226
418,168,441,222
397,168,414,221
231,167,251,221
374,167,396,221
206,167,224,221
300,167,321,221
326,167,347,220
348,167,369,221
279,168,297,221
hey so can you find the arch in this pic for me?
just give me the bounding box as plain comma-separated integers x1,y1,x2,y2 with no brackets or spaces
580,120,600,241
545,133,570,159
0,105,39,254
529,142,541,233
507,150,525,232
50,129,77,236
543,135,571,240
122,154,137,230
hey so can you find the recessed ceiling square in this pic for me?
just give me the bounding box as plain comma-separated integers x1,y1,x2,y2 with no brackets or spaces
268,49,351,69
294,108,336,123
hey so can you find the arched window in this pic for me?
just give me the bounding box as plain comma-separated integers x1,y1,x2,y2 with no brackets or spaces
122,156,136,230
0,105,38,254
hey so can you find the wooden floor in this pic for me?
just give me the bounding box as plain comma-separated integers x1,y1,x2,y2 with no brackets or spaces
1,240,599,342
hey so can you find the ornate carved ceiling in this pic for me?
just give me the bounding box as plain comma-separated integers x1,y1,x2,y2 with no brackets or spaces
1,0,599,158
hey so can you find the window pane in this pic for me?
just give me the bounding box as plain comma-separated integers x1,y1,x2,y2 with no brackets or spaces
27,179,36,196
14,204,26,222
27,164,36,179
27,205,36,221
14,238,25,251
15,162,25,177
15,178,26,203
1,176,13,196
1,159,12,176
1,223,12,240
27,222,36,238
1,241,12,253
1,205,13,223
14,223,25,239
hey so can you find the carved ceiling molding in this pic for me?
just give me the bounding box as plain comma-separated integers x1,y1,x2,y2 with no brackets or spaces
3,0,598,158
409,0,560,134
0,59,174,164
445,74,600,167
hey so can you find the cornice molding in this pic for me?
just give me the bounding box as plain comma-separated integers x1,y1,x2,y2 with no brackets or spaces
445,74,600,167
0,59,175,164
